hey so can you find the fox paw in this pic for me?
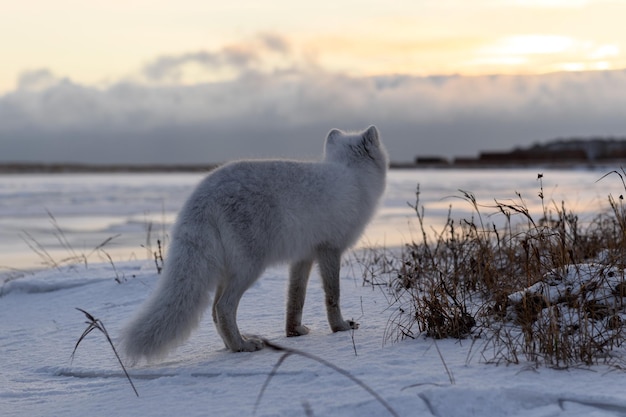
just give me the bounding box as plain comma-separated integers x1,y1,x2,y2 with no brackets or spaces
236,336,265,352
331,320,359,333
286,325,310,337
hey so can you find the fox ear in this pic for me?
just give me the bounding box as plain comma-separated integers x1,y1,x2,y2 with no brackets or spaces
326,128,342,144
362,125,379,146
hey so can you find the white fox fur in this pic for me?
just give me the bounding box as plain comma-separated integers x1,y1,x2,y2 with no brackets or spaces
120,126,388,363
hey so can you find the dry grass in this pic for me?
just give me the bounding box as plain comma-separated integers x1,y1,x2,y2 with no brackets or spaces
20,210,121,272
72,308,139,397
255,339,399,417
361,170,626,368
18,209,167,278
142,212,167,275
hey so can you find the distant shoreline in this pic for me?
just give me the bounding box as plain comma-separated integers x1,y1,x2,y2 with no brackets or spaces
0,163,220,174
0,161,620,173
5,137,626,173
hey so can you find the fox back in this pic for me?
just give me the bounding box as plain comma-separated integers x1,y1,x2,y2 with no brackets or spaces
176,125,388,268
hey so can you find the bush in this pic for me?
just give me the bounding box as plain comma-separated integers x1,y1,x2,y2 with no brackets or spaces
363,172,626,368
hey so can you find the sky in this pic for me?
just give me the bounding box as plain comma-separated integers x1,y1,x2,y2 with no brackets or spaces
2,0,626,164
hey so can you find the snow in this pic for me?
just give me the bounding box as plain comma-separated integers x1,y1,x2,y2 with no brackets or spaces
3,169,626,416
3,260,626,417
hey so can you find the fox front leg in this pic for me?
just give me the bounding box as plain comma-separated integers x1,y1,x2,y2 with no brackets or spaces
316,246,359,332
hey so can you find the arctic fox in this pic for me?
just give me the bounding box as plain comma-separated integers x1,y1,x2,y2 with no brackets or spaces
120,126,388,362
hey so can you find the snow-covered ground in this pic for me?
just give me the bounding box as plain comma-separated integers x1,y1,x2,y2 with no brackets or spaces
4,260,626,417
2,168,626,417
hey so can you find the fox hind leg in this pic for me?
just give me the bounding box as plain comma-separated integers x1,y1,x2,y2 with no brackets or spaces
213,268,264,352
212,283,230,350
286,259,314,337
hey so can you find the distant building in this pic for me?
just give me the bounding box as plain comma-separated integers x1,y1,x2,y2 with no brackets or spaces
472,137,626,166
415,156,449,166
409,137,626,168
478,149,588,164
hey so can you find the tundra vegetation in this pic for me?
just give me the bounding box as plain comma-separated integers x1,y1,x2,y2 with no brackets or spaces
359,170,626,368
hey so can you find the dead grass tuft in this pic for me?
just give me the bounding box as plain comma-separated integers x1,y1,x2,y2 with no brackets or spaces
361,170,626,368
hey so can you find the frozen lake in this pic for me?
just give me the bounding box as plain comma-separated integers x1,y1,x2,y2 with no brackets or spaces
0,167,621,273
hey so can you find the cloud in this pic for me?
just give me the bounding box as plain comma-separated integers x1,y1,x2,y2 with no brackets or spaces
138,33,298,84
141,50,257,83
468,35,623,74
16,69,64,91
3,37,626,164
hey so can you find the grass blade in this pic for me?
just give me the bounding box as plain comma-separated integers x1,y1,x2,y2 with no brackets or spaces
72,308,139,397
255,339,399,417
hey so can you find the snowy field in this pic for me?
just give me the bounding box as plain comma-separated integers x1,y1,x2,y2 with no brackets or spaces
0,168,615,273
2,168,626,417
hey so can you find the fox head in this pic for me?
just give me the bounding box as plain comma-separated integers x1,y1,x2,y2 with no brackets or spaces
323,126,389,172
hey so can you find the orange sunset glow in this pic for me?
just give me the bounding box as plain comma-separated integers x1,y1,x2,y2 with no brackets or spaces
2,0,626,92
